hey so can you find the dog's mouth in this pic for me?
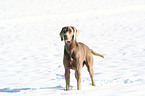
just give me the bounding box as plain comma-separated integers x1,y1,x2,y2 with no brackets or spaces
64,40,71,43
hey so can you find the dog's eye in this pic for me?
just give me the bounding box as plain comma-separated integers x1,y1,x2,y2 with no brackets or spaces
69,30,72,33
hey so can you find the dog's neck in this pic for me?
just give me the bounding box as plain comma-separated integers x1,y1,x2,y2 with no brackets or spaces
65,40,78,51
65,40,78,62
65,40,78,54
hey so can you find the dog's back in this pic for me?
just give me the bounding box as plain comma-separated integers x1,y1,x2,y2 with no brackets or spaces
78,42,104,58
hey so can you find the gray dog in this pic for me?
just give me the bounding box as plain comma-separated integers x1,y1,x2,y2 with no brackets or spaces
60,26,104,90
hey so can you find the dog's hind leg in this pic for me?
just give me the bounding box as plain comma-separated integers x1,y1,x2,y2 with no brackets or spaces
87,66,96,86
86,55,96,86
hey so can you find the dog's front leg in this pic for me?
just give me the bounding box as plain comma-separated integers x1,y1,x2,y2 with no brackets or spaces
65,69,70,91
75,70,81,90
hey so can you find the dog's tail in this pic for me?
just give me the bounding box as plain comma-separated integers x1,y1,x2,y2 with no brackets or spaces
91,49,104,58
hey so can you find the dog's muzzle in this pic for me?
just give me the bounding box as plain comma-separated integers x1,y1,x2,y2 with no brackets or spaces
63,33,72,43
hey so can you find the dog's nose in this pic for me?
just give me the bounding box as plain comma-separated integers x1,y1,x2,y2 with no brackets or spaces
64,34,67,39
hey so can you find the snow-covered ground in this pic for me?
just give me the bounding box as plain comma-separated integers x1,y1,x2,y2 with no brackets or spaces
0,0,145,96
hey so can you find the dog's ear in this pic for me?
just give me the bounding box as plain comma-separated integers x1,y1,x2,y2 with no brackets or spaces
60,29,63,41
71,27,79,40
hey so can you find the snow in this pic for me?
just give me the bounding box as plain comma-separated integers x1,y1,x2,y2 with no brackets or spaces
0,0,145,96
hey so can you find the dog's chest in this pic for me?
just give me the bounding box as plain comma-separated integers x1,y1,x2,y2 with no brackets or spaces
67,52,77,69
69,58,77,70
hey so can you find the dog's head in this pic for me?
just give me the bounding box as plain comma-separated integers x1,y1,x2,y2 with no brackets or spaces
60,26,79,43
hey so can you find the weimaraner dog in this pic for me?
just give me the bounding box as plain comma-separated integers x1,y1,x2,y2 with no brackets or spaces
60,26,104,91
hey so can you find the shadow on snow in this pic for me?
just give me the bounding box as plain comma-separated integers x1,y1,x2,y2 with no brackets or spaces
0,88,32,93
0,85,64,93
